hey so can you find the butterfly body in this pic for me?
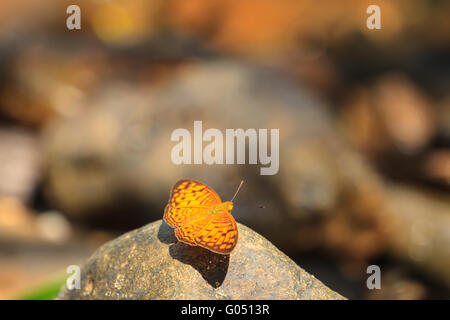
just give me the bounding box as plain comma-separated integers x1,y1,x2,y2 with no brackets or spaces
212,202,233,214
163,180,238,254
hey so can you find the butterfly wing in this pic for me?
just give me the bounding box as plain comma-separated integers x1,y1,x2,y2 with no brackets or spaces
174,214,211,246
194,209,238,254
163,179,222,228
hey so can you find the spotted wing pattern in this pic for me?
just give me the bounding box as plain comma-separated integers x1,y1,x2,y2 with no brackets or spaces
194,209,238,254
174,215,211,246
163,180,221,228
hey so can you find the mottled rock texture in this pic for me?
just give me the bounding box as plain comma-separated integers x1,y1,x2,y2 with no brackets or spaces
57,220,345,300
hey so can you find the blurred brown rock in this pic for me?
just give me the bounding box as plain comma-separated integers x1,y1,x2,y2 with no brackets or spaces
0,197,73,244
0,197,36,241
366,268,427,300
424,150,450,187
0,127,40,200
385,185,450,287
437,98,450,140
0,46,109,127
341,74,435,156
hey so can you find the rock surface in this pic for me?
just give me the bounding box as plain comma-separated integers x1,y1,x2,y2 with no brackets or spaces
57,220,345,300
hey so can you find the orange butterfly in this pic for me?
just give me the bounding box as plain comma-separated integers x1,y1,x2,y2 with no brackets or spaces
163,179,243,255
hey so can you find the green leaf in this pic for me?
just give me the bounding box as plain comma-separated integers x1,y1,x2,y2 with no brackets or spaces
15,274,66,300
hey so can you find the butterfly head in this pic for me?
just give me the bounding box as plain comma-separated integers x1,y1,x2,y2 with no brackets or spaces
224,201,234,212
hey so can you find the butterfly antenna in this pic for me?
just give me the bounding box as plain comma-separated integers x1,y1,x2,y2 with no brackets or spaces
231,180,244,202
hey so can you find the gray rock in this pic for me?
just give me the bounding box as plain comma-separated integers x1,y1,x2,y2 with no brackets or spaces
57,220,345,300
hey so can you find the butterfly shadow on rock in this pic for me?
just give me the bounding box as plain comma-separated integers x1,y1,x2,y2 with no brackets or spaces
158,221,230,289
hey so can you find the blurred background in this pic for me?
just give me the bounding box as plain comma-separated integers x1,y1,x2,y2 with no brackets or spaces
0,0,449,299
